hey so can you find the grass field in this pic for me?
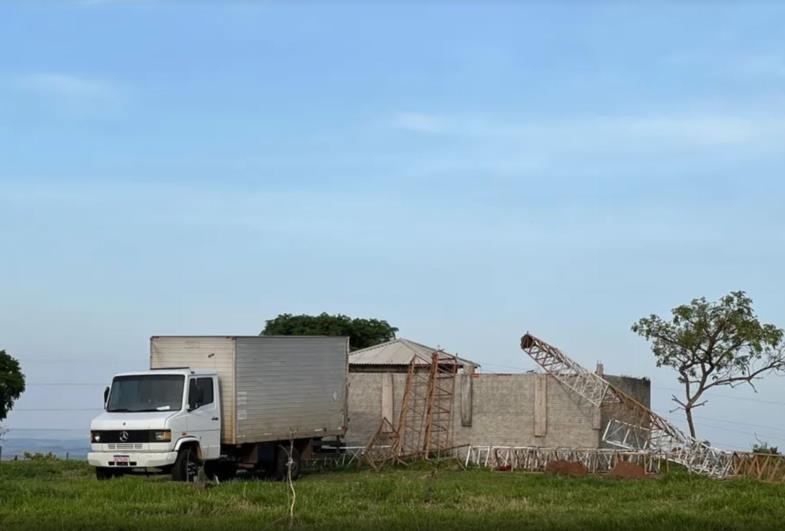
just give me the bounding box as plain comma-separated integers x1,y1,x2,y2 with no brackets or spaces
2,459,785,530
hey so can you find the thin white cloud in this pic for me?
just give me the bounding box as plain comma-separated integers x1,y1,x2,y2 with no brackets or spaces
18,73,112,98
77,0,147,5
389,108,785,148
393,111,785,150
666,51,785,80
519,114,785,150
12,72,127,115
392,112,444,133
383,110,785,182
733,54,785,79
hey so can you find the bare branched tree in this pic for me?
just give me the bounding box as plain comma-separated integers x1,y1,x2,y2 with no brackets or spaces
632,291,784,439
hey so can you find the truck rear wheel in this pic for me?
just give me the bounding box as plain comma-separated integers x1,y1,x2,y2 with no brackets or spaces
172,446,200,482
274,445,301,481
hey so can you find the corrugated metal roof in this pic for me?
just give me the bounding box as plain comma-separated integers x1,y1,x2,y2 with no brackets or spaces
349,338,479,367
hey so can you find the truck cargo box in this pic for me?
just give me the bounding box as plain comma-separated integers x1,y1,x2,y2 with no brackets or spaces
150,336,348,445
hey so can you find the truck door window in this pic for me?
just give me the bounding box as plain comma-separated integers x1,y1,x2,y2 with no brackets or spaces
198,377,214,406
188,377,214,410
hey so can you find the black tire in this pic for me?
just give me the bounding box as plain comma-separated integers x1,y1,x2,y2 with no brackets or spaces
95,467,114,481
274,445,301,481
172,446,200,482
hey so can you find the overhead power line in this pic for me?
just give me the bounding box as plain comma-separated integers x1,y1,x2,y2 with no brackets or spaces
1,428,86,432
664,415,785,446
481,368,785,406
689,414,785,436
26,383,105,387
654,385,785,407
14,408,101,412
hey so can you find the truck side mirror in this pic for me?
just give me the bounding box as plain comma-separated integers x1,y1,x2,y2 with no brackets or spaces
103,386,110,407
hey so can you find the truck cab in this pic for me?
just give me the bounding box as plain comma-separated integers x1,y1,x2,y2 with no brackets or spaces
88,369,220,481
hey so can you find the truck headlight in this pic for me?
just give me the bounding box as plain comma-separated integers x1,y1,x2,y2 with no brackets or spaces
153,430,171,442
91,431,101,443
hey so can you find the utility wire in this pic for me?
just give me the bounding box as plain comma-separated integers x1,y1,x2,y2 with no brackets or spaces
1,428,86,432
12,407,777,434
664,415,785,445
654,385,785,407
689,414,785,436
481,367,785,406
14,408,101,412
25,383,106,387
479,362,530,372
479,364,785,410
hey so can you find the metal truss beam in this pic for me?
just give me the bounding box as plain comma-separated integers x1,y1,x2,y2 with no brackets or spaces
463,445,666,475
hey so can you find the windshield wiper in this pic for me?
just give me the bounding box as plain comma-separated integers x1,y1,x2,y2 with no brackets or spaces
107,408,131,412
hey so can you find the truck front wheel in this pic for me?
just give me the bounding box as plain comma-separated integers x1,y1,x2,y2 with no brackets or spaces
172,446,200,482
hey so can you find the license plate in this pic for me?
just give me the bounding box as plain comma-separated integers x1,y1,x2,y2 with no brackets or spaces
114,455,130,466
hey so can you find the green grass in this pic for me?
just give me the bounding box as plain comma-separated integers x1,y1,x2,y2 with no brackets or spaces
2,459,785,530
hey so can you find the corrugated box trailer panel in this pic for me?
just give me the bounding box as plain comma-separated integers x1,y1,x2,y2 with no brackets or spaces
235,336,348,443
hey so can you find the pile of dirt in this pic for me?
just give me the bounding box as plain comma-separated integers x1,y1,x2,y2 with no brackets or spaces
609,461,647,479
545,459,588,477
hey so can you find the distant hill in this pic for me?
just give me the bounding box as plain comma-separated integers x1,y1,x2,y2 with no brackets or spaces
1,438,89,460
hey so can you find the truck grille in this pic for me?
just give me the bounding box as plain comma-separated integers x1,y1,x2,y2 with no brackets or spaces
108,443,143,450
92,430,159,443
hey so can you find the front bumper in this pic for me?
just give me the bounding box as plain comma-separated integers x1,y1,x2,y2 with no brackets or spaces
88,451,178,469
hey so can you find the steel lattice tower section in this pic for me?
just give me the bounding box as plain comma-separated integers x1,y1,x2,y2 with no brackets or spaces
394,357,432,458
364,350,459,467
520,332,734,478
421,352,458,458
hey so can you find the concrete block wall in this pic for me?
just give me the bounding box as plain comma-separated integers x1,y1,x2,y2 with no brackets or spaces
345,371,649,448
452,373,600,448
346,372,386,446
605,375,651,408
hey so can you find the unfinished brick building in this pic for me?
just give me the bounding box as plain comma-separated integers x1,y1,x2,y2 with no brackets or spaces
345,338,650,449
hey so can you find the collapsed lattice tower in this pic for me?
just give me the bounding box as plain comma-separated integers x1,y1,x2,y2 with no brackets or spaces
520,332,734,478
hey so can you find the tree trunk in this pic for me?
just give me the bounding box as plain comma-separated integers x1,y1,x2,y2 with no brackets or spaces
685,406,697,439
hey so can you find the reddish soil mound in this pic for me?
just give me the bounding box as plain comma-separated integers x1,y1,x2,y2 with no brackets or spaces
545,459,588,477
609,461,647,479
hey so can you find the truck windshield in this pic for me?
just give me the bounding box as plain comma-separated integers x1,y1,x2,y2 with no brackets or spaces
107,375,185,413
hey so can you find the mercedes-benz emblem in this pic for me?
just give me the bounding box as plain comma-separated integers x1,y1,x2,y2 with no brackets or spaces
119,430,129,442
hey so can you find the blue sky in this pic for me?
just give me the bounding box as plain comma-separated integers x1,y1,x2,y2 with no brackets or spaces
2,2,785,450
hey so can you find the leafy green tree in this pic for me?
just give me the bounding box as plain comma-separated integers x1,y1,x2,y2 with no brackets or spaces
632,291,784,439
0,350,26,422
261,313,398,351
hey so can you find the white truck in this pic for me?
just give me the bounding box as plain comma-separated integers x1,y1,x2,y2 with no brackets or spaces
88,336,348,481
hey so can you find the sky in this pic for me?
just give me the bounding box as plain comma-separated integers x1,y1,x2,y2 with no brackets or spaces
1,2,785,451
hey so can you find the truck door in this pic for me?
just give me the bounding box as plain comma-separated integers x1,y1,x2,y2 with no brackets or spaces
186,376,220,459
